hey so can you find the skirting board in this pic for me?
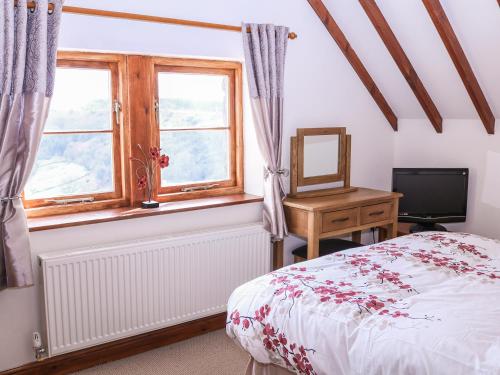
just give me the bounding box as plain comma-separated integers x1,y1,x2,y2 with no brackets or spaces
1,312,227,375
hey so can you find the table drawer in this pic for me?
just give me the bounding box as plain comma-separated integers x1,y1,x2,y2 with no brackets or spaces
360,203,392,225
322,208,358,233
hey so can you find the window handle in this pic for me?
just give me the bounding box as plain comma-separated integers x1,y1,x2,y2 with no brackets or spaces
154,98,160,125
113,100,122,125
181,184,219,193
45,197,95,205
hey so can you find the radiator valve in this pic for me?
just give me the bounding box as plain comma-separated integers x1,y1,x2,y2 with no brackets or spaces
32,332,47,361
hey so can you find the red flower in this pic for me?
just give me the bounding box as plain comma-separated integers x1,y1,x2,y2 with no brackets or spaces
259,306,266,317
159,154,170,168
137,176,147,190
392,311,409,318
278,333,287,345
149,146,160,160
366,299,385,311
263,323,276,337
242,319,250,329
263,337,273,350
231,311,240,325
299,345,307,356
291,290,303,298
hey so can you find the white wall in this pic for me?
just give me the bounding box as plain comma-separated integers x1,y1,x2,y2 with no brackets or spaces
0,203,263,371
0,0,396,371
3,0,497,370
394,119,500,238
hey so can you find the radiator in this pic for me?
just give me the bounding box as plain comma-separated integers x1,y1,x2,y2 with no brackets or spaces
39,223,271,356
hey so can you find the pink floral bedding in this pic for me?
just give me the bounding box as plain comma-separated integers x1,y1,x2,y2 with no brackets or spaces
226,232,500,375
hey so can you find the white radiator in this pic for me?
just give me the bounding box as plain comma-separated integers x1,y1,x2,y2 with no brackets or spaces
39,223,271,356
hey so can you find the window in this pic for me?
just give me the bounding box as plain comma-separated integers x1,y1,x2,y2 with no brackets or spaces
24,53,127,213
153,60,242,197
23,53,243,217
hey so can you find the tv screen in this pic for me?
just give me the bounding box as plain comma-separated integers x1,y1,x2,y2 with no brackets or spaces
392,168,468,223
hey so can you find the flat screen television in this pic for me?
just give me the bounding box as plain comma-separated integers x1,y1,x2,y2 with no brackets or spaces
392,168,468,233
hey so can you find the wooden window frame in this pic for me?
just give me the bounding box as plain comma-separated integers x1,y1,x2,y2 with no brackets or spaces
25,51,130,218
24,53,243,218
150,57,243,202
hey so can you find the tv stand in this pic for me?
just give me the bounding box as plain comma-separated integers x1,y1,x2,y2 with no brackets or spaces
409,223,448,233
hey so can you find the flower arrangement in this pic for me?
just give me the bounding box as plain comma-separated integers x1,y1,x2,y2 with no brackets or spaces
130,144,170,208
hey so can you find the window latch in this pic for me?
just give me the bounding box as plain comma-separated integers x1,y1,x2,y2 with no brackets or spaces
154,98,160,125
45,197,95,205
181,184,219,193
113,100,122,125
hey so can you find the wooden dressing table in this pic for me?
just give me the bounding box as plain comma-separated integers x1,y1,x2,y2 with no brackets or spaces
273,126,402,267
284,188,402,260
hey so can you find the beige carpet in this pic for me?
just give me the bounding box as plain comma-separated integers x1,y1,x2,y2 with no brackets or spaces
74,329,249,375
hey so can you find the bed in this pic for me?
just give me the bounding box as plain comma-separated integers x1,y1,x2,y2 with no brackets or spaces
226,232,500,375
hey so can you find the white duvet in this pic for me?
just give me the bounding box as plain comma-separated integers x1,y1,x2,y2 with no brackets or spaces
226,232,500,375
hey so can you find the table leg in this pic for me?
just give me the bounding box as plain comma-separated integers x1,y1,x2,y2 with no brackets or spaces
352,230,362,244
387,198,400,239
378,227,388,242
307,212,320,259
273,240,284,270
386,223,398,239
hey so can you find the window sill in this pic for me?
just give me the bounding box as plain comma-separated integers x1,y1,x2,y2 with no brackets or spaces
27,194,263,232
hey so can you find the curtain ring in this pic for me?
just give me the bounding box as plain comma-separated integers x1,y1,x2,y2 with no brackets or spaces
29,2,36,13
48,3,54,15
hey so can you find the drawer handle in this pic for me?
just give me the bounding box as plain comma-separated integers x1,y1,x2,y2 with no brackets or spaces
369,210,385,216
332,217,349,223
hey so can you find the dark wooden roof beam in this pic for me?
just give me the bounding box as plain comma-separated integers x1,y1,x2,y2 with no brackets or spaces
359,0,443,133
422,0,495,134
306,0,398,130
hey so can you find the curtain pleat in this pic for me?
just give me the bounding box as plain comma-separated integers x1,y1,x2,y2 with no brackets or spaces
0,0,63,289
242,23,289,241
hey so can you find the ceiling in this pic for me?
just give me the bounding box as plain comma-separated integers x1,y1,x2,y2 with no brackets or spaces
321,0,500,120
62,0,500,123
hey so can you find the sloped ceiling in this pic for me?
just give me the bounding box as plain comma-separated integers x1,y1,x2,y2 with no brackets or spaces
322,0,500,120
62,0,500,123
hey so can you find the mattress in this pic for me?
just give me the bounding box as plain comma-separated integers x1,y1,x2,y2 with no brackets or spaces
226,232,500,375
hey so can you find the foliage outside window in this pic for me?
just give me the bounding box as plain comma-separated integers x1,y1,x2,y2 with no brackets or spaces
154,63,240,196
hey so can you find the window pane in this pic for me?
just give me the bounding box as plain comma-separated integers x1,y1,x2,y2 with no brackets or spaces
160,130,229,186
44,67,112,132
24,134,114,199
158,73,228,129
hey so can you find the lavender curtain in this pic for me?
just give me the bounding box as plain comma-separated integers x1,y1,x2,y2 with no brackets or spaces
242,23,289,241
0,0,62,289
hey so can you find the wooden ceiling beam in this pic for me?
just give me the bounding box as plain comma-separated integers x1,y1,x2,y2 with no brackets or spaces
306,0,398,130
359,0,443,133
422,0,495,134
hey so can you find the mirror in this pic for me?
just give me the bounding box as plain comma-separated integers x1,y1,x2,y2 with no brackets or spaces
303,134,339,177
289,127,357,198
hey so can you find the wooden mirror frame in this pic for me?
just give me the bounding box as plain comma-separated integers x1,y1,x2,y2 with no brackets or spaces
289,127,357,199
297,127,345,186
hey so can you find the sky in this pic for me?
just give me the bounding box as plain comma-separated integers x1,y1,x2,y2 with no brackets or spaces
158,72,228,102
51,67,111,111
51,67,228,109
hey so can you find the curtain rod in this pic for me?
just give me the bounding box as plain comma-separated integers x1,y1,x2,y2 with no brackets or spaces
21,2,298,40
